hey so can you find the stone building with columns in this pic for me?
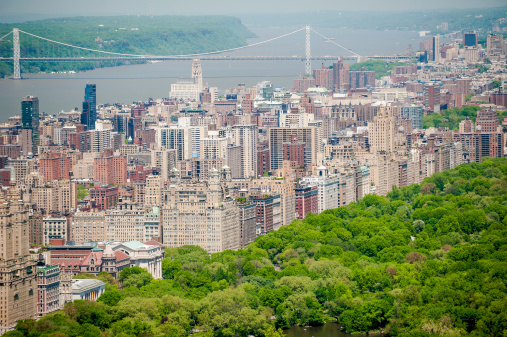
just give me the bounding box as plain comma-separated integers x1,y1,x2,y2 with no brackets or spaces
111,240,164,279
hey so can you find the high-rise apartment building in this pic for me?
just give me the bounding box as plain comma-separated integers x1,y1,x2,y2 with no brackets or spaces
237,203,256,247
399,104,424,130
252,194,282,235
0,196,37,334
90,129,112,153
313,66,333,90
94,154,127,185
349,69,376,89
283,135,306,168
21,96,40,154
424,84,441,112
150,145,177,182
432,35,441,62
463,31,478,48
368,106,396,153
487,34,504,58
475,109,499,133
155,127,185,161
31,180,78,214
332,57,349,91
81,84,97,130
372,152,400,196
269,127,319,170
39,154,71,180
144,174,163,208
252,173,296,227
231,125,258,178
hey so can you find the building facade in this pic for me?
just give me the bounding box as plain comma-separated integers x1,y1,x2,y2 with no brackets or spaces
0,196,37,334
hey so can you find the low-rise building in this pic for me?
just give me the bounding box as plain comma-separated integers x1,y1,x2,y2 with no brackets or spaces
112,240,164,279
71,279,105,301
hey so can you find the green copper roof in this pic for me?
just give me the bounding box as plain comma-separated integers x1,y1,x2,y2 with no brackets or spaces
123,240,145,249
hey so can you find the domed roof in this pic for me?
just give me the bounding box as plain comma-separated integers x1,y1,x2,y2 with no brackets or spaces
222,164,230,170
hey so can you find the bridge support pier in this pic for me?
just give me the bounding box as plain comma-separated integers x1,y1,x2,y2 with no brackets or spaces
13,28,21,80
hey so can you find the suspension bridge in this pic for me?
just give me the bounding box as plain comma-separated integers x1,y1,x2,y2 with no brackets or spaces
0,26,410,79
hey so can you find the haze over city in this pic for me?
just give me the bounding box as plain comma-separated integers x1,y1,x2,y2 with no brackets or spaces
1,0,506,20
0,1,506,337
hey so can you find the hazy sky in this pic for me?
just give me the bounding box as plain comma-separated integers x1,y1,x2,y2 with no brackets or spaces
1,0,506,18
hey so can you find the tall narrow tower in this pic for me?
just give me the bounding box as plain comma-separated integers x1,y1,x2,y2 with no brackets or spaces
305,25,311,76
432,35,440,62
81,84,97,130
192,59,203,92
21,96,39,154
13,28,21,80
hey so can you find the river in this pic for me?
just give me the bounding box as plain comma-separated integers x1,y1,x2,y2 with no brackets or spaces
0,26,425,121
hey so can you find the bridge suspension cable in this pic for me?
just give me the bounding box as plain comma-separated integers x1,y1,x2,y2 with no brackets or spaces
0,30,13,41
310,28,360,57
18,27,306,58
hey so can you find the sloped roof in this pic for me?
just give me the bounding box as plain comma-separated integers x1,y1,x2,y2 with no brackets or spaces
144,240,163,248
115,250,130,261
72,279,104,291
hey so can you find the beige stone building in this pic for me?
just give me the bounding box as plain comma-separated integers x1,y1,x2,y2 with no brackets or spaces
6,158,35,184
72,152,99,180
144,174,163,209
369,105,396,154
371,152,401,196
231,125,258,178
161,168,240,253
31,180,77,214
70,210,106,244
105,201,146,242
150,145,177,183
0,193,37,334
251,163,296,227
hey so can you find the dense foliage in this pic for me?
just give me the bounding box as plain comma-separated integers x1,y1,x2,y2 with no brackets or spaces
7,158,507,336
349,60,411,79
423,106,507,130
423,106,482,130
0,16,254,77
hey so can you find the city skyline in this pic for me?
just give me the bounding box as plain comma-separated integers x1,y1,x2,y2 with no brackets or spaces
0,3,506,335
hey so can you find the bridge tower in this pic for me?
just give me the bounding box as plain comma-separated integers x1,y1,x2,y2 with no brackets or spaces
13,28,21,80
305,25,311,76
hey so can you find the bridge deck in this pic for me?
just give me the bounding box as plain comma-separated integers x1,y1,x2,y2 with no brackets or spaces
0,55,409,62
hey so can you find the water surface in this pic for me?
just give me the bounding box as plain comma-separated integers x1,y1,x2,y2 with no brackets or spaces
0,27,424,120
